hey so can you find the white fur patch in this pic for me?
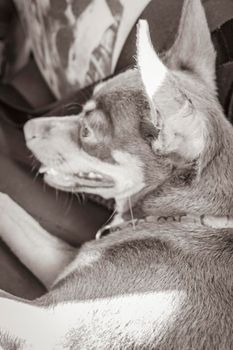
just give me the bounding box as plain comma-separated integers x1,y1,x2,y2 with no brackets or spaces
0,299,54,350
0,290,184,349
137,20,168,99
51,290,185,347
83,100,97,113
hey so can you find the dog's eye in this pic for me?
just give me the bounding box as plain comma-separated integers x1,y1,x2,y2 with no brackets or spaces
81,126,90,138
140,120,159,143
80,123,96,144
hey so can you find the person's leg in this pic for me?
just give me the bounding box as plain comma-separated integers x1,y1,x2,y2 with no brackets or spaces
0,193,76,290
0,239,46,299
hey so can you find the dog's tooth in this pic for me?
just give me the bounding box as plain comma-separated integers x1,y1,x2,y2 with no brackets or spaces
39,166,58,175
88,172,98,179
77,171,103,180
91,172,103,179
47,168,58,176
39,166,47,174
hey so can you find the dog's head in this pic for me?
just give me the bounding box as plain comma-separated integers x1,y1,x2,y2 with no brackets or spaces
24,0,223,213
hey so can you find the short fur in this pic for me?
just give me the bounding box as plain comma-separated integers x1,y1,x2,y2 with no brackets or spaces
1,0,233,349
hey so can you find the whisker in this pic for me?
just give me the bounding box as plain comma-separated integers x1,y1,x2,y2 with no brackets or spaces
105,208,117,226
97,208,117,235
55,188,59,202
65,193,73,215
42,181,47,193
54,157,87,206
128,197,136,230
32,169,40,183
73,192,82,205
80,192,86,204
31,164,36,173
27,153,35,160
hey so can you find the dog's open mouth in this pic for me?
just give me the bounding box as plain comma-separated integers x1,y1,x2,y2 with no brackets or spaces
39,166,115,190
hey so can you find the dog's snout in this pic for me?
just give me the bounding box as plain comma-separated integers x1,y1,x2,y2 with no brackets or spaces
24,118,52,142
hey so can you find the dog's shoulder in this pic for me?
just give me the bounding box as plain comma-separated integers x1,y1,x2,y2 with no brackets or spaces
53,218,233,300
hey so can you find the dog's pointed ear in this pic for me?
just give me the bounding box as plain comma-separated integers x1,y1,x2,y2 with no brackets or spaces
165,0,216,91
136,2,210,164
151,97,207,164
137,19,169,101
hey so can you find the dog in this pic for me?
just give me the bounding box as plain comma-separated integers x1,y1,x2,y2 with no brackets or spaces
1,0,233,348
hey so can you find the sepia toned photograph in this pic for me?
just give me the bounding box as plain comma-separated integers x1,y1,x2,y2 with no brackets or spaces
0,0,233,348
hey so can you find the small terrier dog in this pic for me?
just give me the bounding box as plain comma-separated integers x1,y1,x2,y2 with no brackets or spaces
1,0,233,349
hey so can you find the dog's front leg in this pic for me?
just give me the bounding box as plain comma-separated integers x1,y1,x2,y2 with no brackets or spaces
0,193,76,289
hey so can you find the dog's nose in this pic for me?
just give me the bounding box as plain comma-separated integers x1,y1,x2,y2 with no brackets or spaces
24,118,52,142
24,119,38,142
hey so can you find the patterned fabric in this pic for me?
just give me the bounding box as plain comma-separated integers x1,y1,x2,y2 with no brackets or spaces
13,0,151,98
